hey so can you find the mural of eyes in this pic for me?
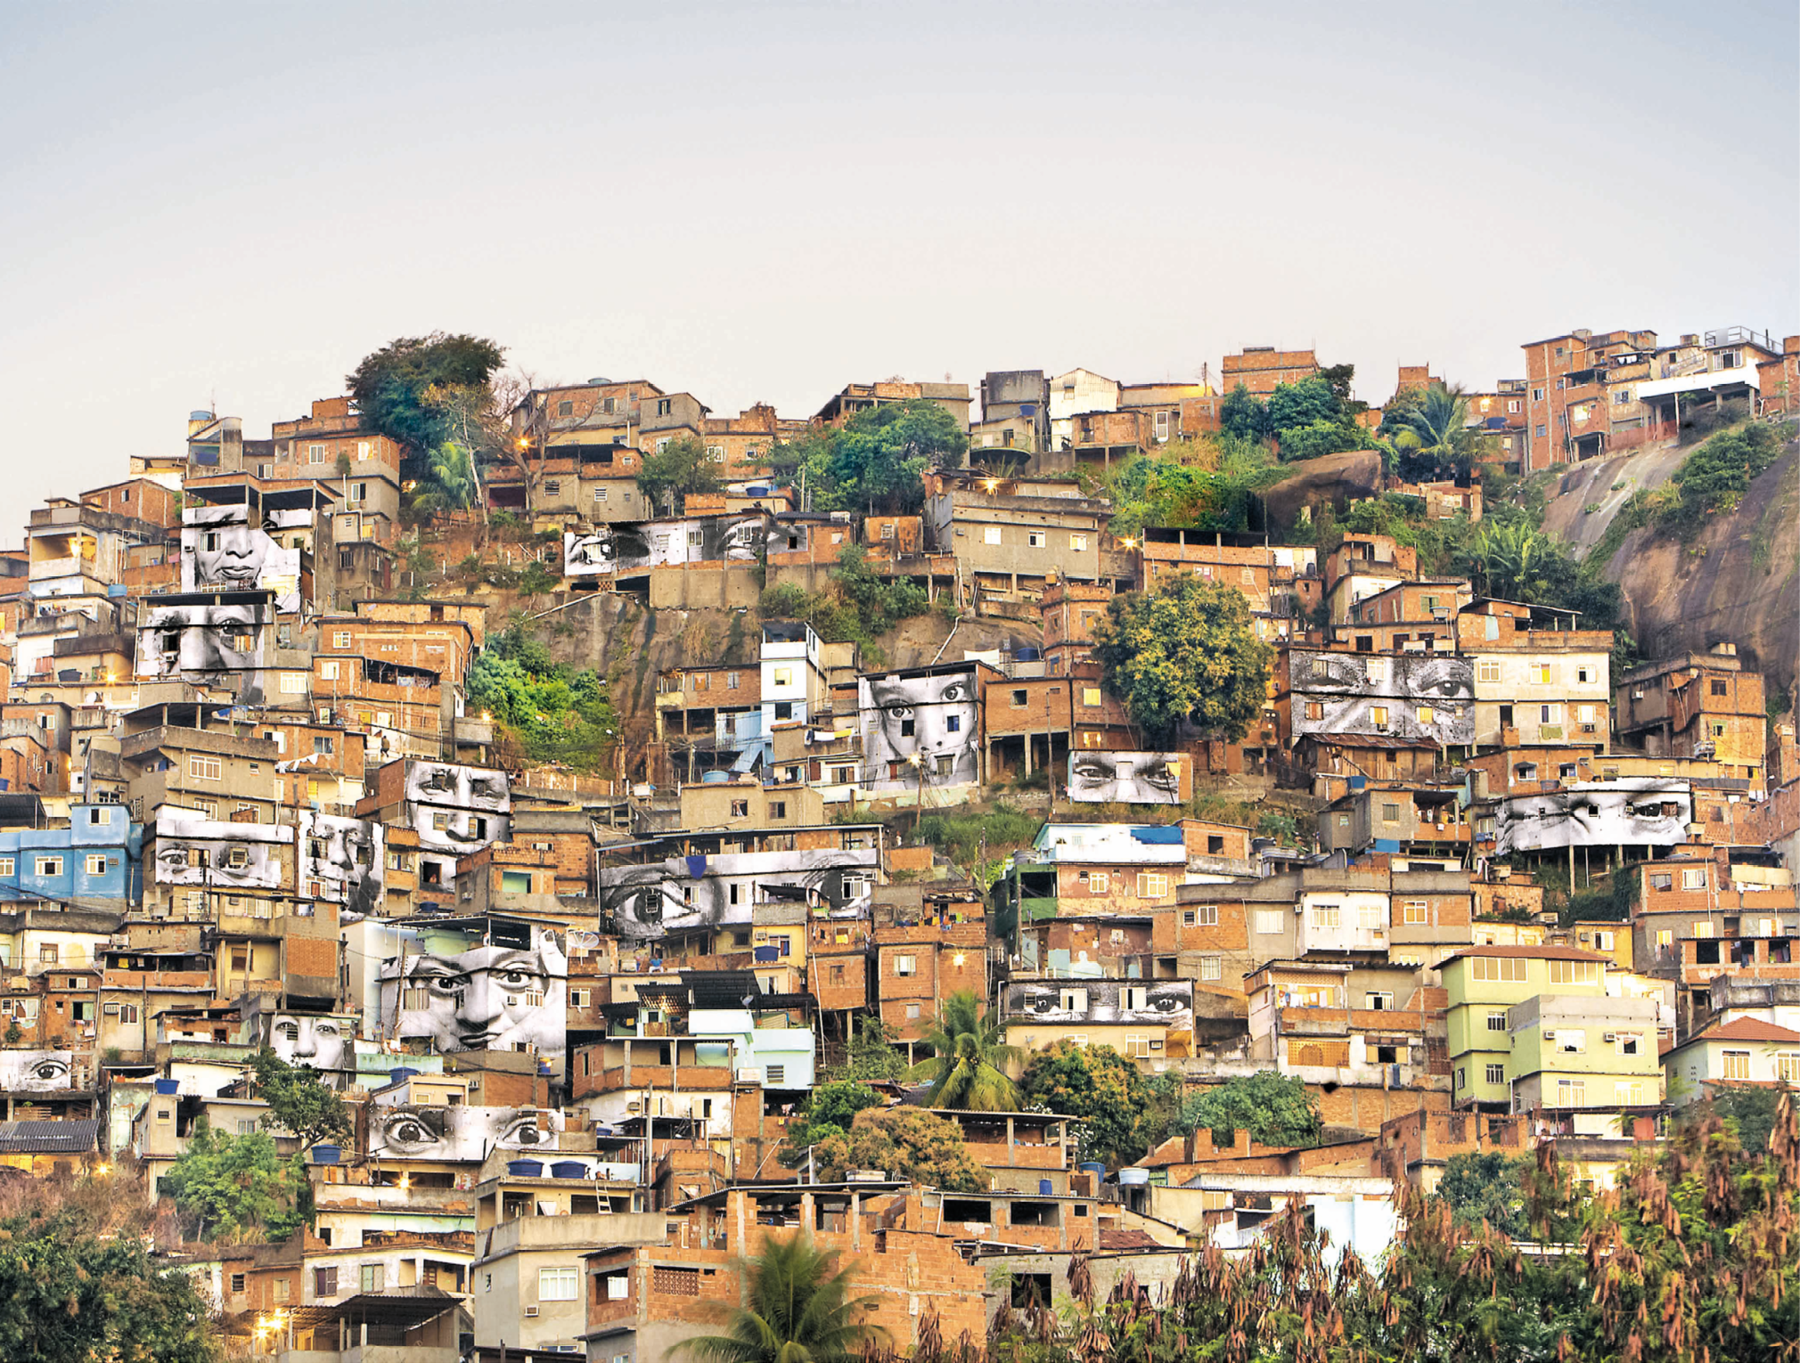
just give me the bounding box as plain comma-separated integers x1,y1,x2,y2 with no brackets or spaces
469,776,507,805
1021,991,1060,1015
274,1020,302,1043
1138,760,1180,797
1414,664,1473,700
492,966,546,996
881,700,915,721
29,1057,69,1082
419,768,455,795
1145,990,1186,1014
414,966,467,1000
939,682,969,704
314,1020,342,1040
1070,758,1113,791
494,1114,546,1148
156,846,189,875
378,1111,446,1155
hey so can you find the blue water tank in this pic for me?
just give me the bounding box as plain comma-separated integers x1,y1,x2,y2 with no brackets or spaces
1079,1161,1106,1180
1118,1168,1149,1186
1038,1178,1054,1196
701,771,730,784
508,1160,545,1178
311,1144,341,1166
551,1161,588,1180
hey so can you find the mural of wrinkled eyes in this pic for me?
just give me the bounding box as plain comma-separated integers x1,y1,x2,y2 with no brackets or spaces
377,1108,448,1157
1068,752,1182,804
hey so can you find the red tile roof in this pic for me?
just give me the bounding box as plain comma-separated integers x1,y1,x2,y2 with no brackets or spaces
1696,1017,1800,1045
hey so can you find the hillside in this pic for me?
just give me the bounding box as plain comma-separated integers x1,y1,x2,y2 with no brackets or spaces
1548,426,1800,696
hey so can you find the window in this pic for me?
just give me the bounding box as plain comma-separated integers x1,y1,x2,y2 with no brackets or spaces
1199,956,1223,980
1138,872,1169,898
315,1268,338,1297
1087,871,1109,893
894,954,916,976
1651,873,1672,891
1681,867,1707,890
334,631,351,648
1193,904,1219,926
1304,701,1324,721
1455,1067,1466,1092
1069,534,1088,551
771,801,787,819
0,858,12,877
1011,689,1028,707
1311,903,1341,928
1720,1050,1751,1081
1365,991,1392,1010
318,659,340,681
1555,1029,1586,1054
1535,424,1548,438
945,713,962,733
1082,687,1101,707
539,1267,580,1301
1487,1011,1508,1032
188,755,222,781
1381,802,1401,823
360,1264,385,1293
1617,1033,1639,1055
983,527,1003,545
1470,957,1528,983
35,856,63,878
1777,1053,1800,1084
764,1063,785,1084
84,854,107,876
1547,960,1599,985
1254,909,1285,934
1370,706,1389,730
1556,1079,1586,1107
731,800,749,818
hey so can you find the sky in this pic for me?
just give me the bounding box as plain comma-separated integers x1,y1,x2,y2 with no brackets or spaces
1,2,1795,525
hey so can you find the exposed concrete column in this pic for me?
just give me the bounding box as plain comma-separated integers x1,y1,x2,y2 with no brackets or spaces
1006,1116,1016,1166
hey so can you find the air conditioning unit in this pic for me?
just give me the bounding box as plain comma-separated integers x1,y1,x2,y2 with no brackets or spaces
524,1306,539,1318
1603,1033,1616,1044
734,1067,764,1084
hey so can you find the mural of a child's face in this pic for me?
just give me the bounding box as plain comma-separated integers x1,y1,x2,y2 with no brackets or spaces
395,941,566,1056
269,1014,347,1071
869,672,978,782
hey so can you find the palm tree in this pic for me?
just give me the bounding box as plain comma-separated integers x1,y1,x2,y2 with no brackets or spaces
677,1233,887,1363
413,439,480,515
1392,383,1472,482
1470,521,1546,599
908,989,1022,1110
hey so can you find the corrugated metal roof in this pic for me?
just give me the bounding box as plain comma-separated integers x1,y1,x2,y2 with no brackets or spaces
0,1119,100,1153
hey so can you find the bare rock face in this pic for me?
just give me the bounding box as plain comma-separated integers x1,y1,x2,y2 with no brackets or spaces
1571,438,1799,698
1262,448,1384,530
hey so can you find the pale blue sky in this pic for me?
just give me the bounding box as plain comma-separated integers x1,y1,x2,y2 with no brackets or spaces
1,2,1794,522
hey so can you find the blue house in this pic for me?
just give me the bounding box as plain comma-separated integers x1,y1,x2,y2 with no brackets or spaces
0,804,142,909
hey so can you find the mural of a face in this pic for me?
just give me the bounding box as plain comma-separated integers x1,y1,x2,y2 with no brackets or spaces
566,527,653,577
369,1104,550,1161
405,763,510,813
191,520,267,589
0,1051,75,1092
1006,981,1194,1027
596,849,878,939
153,831,284,889
863,669,979,788
301,813,384,912
1067,752,1183,804
1496,782,1691,855
391,940,567,1057
139,602,267,703
268,1014,348,1072
1293,652,1474,745
720,518,765,562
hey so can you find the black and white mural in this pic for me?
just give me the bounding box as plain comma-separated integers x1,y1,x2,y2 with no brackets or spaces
595,847,880,940
403,761,511,886
264,1013,353,1077
0,1050,77,1092
181,505,305,612
1289,650,1475,746
1004,979,1195,1028
378,921,566,1066
299,811,384,913
859,664,981,792
368,1104,553,1162
1067,751,1187,804
135,595,272,703
151,813,291,890
1494,779,1692,855
565,515,767,578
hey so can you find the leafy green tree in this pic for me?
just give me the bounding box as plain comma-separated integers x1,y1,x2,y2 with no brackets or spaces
1435,1150,1529,1237
1265,375,1342,433
1277,417,1369,463
809,1107,986,1192
1694,1083,1790,1154
1218,383,1271,442
823,399,968,513
1178,1071,1321,1148
1091,574,1274,744
832,1016,909,1082
160,1119,311,1242
346,333,506,475
1019,1041,1161,1166
830,543,928,634
252,1047,352,1149
636,435,723,516
0,1195,222,1362
909,990,1021,1111
466,623,618,769
781,1080,885,1162
675,1233,887,1363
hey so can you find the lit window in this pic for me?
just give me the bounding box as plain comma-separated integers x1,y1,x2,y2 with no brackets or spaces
1720,1050,1750,1081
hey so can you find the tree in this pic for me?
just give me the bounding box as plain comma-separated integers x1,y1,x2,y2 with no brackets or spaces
832,1017,909,1082
809,1107,986,1192
675,1233,887,1363
1091,574,1274,745
1694,1084,1791,1154
1019,1042,1160,1167
159,1119,311,1243
1389,382,1474,482
0,1189,222,1362
781,1080,885,1163
413,440,480,514
345,333,506,475
823,399,968,513
1178,1071,1321,1149
1435,1149,1529,1238
252,1046,352,1149
1218,383,1271,442
1265,375,1341,433
466,623,618,770
908,990,1021,1111
636,435,723,516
